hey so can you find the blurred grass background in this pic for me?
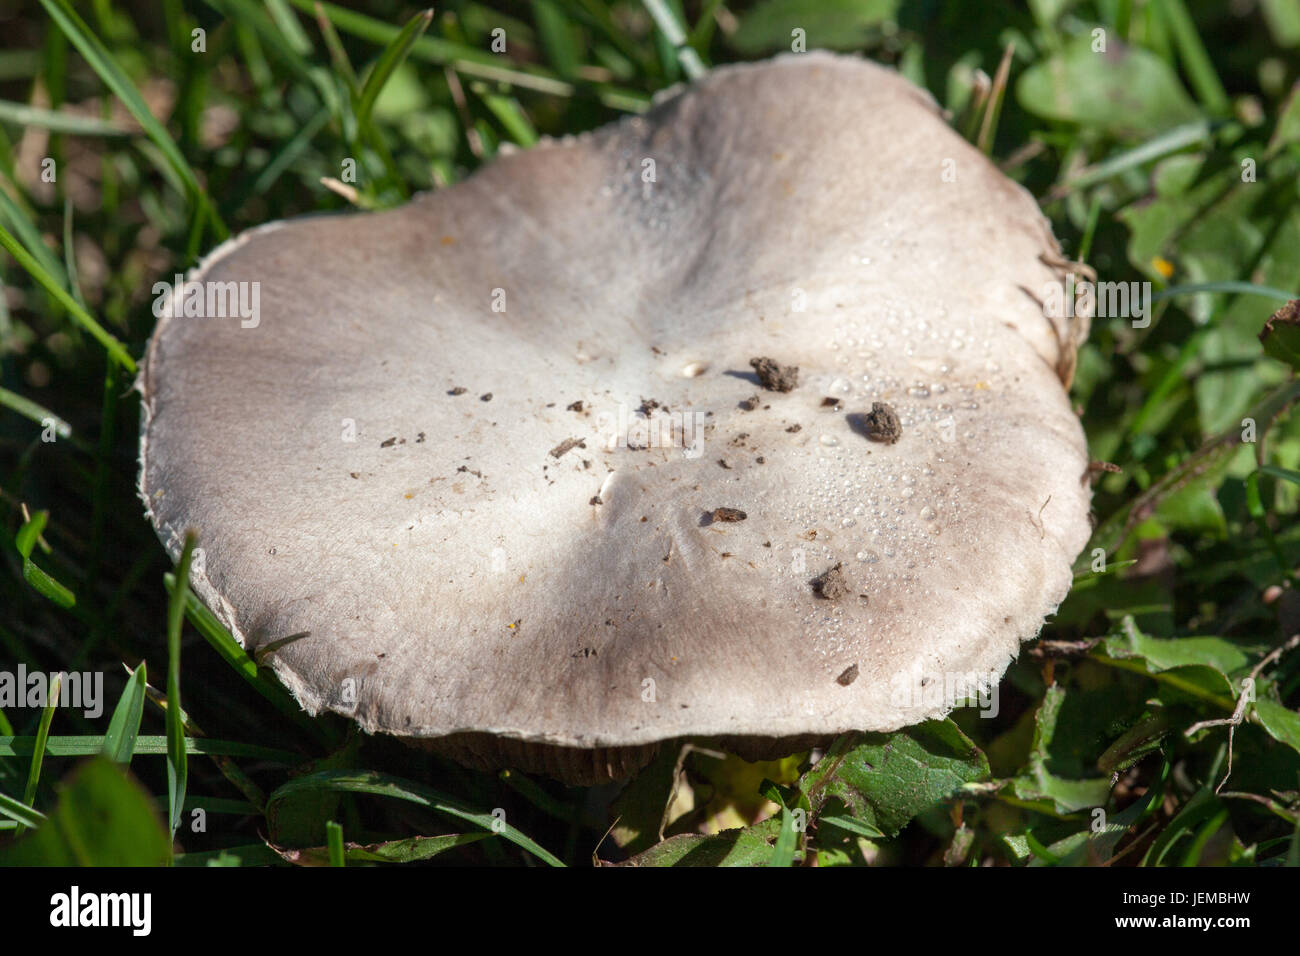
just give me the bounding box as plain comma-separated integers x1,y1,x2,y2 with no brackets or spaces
2,0,1300,866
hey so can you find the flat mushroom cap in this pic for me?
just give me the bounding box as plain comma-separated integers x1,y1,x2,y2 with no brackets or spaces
140,52,1092,783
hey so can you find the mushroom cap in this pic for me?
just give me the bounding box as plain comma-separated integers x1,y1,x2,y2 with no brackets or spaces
140,52,1091,781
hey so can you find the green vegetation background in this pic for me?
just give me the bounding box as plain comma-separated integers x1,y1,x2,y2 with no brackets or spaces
2,0,1300,866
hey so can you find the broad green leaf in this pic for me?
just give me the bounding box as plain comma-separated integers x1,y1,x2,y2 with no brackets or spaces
1012,685,1111,813
1154,478,1227,537
608,746,683,855
277,832,490,865
1026,796,1151,866
1262,0,1300,47
1099,618,1250,687
800,720,989,838
617,817,786,866
0,757,171,866
266,736,359,847
1017,35,1200,137
1255,697,1300,755
1260,300,1300,371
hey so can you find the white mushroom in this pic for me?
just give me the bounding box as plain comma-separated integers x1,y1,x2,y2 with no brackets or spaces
139,52,1092,784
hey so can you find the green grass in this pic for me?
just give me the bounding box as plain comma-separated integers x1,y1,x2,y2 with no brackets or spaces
2,0,1300,867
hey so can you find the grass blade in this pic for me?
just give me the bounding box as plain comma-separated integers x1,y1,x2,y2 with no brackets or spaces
14,509,76,609
0,222,136,372
640,0,706,81
102,662,147,764
0,184,68,292
479,90,539,147
174,843,287,866
1259,465,1300,485
767,805,798,866
0,736,300,762
977,42,1015,155
164,572,335,747
1158,0,1229,114
296,0,650,112
355,9,433,128
16,674,59,836
1049,120,1212,198
313,1,359,91
532,0,581,79
1151,281,1296,304
0,387,72,439
37,0,226,238
0,790,46,829
326,819,345,866
268,769,565,866
166,533,197,842
0,99,132,136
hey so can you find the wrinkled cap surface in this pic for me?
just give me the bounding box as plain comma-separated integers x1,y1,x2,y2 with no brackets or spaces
140,52,1092,758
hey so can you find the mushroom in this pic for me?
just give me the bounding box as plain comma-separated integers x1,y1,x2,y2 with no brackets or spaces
139,53,1092,784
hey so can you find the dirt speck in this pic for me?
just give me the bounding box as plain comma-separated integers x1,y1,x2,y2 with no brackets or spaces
863,401,903,443
836,664,860,686
710,507,747,523
738,394,760,411
567,400,585,412
380,436,397,448
480,392,493,402
749,356,799,392
811,562,850,600
821,396,843,409
785,424,801,433
549,437,586,459
448,387,467,396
